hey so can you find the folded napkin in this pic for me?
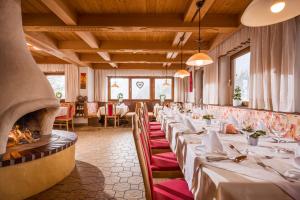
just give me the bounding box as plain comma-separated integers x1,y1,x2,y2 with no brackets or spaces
202,131,224,153
183,117,197,132
228,115,239,127
295,143,300,168
257,120,267,131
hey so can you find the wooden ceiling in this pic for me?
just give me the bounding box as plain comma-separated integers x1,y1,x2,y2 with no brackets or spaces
21,0,251,70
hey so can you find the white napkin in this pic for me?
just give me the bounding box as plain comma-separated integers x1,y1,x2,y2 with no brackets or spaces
257,120,267,131
294,143,300,168
202,131,224,153
228,115,239,127
183,118,197,133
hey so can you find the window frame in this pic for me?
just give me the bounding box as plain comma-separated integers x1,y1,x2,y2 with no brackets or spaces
45,73,66,100
108,76,174,101
154,77,174,100
230,47,251,105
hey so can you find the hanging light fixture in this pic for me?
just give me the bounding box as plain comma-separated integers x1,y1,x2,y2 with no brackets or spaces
174,37,190,79
186,0,213,67
111,68,119,88
163,65,170,87
241,0,300,27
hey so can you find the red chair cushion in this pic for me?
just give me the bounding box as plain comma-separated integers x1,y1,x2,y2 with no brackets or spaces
153,178,194,200
149,121,161,126
149,130,165,139
151,152,180,171
107,104,113,116
149,139,170,149
150,125,162,131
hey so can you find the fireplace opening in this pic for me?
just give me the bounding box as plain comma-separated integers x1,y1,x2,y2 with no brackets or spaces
6,109,49,148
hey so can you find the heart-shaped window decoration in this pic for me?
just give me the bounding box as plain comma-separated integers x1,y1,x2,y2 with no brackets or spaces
136,81,144,89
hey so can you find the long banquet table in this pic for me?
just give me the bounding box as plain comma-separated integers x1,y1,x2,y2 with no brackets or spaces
158,110,300,200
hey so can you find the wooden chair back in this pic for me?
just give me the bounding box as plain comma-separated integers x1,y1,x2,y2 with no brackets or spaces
132,113,152,200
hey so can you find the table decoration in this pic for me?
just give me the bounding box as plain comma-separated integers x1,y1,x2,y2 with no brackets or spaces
248,130,266,146
203,114,214,125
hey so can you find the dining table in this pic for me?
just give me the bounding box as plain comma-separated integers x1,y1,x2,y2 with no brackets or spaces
96,104,129,118
55,106,68,117
158,109,300,200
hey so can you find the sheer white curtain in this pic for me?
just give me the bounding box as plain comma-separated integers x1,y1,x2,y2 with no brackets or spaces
202,49,219,104
65,64,79,102
94,69,182,102
249,18,297,112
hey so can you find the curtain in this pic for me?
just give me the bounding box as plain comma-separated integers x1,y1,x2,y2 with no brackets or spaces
94,69,182,102
38,64,65,73
203,49,219,104
65,64,79,102
249,18,296,112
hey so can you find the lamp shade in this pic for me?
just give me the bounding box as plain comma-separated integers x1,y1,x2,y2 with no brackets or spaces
174,69,190,79
186,52,213,67
241,0,300,27
111,82,119,88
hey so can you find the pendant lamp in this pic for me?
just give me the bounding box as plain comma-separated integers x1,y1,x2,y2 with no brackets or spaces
111,68,119,88
241,0,300,27
174,37,190,79
186,0,213,67
163,66,170,87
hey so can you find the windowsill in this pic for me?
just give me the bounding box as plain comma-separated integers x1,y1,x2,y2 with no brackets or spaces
203,104,300,115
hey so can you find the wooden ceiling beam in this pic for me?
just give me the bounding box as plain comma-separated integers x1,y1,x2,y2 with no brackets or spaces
93,63,182,70
22,14,239,33
25,32,86,66
80,54,191,64
40,0,77,25
40,0,117,68
59,40,209,54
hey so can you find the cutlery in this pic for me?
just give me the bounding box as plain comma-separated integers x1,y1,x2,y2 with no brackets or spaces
254,157,294,182
229,144,243,155
206,155,247,163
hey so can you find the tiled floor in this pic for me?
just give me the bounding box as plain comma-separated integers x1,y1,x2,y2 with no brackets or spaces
29,127,145,200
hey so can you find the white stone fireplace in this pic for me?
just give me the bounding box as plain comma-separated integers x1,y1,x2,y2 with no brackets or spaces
0,0,59,155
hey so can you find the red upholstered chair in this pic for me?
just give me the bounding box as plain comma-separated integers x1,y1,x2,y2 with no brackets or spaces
143,103,162,130
133,115,193,200
54,103,75,131
104,103,119,128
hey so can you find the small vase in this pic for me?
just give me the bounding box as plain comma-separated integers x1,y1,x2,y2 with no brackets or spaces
248,137,259,146
206,119,212,125
233,100,241,107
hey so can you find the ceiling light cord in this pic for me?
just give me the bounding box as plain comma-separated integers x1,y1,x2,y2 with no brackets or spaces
198,4,201,53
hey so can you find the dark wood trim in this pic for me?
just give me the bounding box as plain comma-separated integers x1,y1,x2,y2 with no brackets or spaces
44,72,65,76
230,47,251,105
107,76,174,101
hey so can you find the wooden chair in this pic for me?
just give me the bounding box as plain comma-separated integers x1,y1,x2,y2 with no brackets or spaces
54,103,75,131
104,102,119,128
132,114,192,200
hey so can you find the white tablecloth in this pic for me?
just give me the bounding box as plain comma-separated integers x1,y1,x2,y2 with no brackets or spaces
159,111,300,200
97,105,129,118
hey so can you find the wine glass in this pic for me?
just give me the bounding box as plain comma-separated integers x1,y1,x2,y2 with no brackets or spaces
269,113,290,142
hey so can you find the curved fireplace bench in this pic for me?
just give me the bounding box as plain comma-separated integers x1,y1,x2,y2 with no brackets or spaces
0,130,77,200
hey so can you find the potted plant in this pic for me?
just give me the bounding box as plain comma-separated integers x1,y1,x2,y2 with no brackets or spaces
117,93,123,105
203,114,214,125
233,86,242,106
248,130,266,146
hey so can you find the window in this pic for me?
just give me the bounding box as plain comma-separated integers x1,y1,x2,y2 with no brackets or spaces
110,78,129,99
131,78,150,99
108,77,174,101
46,75,65,99
232,51,251,101
155,78,173,100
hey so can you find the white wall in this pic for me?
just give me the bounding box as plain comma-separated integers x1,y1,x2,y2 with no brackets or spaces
79,67,94,102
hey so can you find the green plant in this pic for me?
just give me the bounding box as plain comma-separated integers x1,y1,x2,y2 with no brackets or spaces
249,130,266,139
203,114,214,120
233,86,242,101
